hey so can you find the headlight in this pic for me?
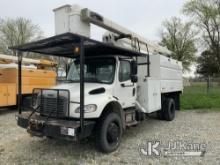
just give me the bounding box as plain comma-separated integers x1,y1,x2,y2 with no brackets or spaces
32,93,40,108
75,104,97,113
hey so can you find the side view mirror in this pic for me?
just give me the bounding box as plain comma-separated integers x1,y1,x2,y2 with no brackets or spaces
131,75,138,83
130,60,138,83
130,60,138,75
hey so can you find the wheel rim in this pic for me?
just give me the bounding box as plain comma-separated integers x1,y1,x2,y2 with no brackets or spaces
106,122,120,145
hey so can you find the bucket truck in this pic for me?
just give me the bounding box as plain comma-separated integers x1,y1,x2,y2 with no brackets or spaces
12,4,183,153
0,54,57,108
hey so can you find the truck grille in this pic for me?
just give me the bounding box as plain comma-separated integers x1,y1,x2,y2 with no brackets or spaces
33,89,70,119
40,97,68,118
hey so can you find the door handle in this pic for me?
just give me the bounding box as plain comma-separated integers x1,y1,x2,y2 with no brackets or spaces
132,88,136,96
121,83,134,87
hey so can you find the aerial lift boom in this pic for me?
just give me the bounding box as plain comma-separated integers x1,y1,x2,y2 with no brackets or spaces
0,54,57,67
53,4,172,55
12,4,183,153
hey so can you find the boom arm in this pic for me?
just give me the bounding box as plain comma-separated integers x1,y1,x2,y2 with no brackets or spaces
0,54,57,67
54,4,171,55
81,8,171,55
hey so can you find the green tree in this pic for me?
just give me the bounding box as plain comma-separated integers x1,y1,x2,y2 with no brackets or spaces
0,17,43,55
197,50,219,77
160,17,197,71
183,0,220,72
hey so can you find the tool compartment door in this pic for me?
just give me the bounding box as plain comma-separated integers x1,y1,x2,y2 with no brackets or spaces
22,69,56,94
7,84,16,106
0,84,8,106
137,78,161,113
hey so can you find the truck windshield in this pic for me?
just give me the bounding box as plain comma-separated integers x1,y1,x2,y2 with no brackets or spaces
67,58,116,84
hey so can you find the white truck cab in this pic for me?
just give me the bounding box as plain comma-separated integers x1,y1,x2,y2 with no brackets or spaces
54,56,137,119
13,4,183,153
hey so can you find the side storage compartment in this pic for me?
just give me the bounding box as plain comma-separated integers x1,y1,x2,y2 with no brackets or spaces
0,84,8,106
7,83,16,106
137,77,161,113
22,69,57,94
0,83,16,107
0,68,57,94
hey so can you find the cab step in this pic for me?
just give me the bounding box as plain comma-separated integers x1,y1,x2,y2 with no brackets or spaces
125,109,139,127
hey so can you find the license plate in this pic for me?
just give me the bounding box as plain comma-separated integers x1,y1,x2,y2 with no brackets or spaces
60,127,75,137
67,128,75,136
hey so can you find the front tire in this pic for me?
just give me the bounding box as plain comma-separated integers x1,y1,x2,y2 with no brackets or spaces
96,112,123,153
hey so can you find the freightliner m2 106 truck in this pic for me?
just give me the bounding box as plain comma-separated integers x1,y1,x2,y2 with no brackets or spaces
12,5,183,153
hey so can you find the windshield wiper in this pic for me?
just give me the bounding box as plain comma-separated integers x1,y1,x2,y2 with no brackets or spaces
95,78,110,84
59,79,110,84
59,79,79,83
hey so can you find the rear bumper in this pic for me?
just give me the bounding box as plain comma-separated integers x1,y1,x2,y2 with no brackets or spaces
16,112,96,141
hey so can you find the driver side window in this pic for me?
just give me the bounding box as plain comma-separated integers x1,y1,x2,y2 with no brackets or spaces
119,61,131,82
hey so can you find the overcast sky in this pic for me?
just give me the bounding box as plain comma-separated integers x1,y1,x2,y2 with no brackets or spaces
0,0,186,41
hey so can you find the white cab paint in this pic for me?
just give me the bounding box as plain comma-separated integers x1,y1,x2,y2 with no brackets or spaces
53,82,116,118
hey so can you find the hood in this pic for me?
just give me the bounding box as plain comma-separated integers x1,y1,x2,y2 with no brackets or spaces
52,83,113,101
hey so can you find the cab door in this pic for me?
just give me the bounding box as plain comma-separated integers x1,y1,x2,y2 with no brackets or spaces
114,60,136,108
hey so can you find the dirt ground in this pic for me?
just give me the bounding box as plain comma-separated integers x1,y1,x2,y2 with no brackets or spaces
0,109,220,165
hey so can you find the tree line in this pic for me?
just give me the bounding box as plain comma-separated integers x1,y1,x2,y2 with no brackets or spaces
161,0,220,78
0,0,220,78
0,17,68,75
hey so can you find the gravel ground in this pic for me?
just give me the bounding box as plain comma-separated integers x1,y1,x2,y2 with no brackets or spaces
0,109,220,165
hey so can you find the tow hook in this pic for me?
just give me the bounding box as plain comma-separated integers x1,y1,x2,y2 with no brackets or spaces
27,119,44,137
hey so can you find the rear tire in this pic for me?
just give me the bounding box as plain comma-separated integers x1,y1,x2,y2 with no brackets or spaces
163,98,175,121
158,98,175,121
96,112,122,153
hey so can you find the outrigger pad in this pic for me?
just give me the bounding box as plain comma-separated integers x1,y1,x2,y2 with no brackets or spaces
10,33,147,58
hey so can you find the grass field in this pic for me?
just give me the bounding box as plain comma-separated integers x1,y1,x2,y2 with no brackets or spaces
181,83,220,110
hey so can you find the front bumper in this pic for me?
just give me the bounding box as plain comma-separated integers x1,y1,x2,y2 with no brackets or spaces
16,112,96,141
